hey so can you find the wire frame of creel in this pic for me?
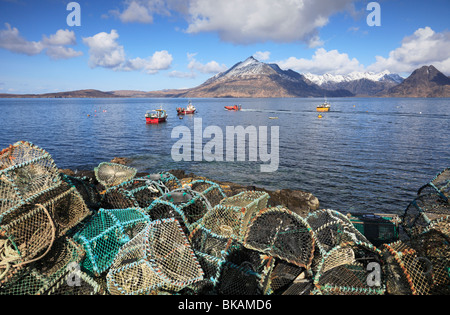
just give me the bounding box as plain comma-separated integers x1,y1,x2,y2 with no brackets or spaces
383,226,450,295
61,174,102,210
146,172,182,192
312,241,386,295
195,204,248,241
402,192,450,237
31,181,91,237
269,260,306,294
0,203,56,284
100,177,168,210
306,209,369,271
418,168,450,201
94,162,137,189
0,237,84,295
73,208,150,276
188,179,227,209
218,190,270,237
106,218,204,295
244,206,315,269
215,243,275,295
0,141,62,220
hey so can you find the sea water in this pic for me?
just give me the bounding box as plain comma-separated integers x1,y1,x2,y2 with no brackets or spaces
1,97,449,214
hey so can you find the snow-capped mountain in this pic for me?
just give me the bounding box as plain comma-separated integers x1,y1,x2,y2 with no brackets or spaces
303,71,404,85
303,71,404,96
191,56,353,98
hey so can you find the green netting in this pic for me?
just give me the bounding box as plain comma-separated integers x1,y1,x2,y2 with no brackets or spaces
402,192,450,237
74,208,150,276
94,162,137,189
418,168,450,202
0,237,84,295
0,141,61,220
306,209,369,272
106,218,203,295
100,173,182,210
244,206,315,269
312,241,386,295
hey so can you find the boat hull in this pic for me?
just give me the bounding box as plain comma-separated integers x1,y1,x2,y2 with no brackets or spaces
177,109,196,115
146,117,167,124
225,105,241,111
316,107,330,112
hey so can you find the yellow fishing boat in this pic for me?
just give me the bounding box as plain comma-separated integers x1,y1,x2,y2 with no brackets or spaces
317,98,331,112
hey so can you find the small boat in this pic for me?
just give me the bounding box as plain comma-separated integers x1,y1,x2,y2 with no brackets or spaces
225,104,242,111
177,100,196,115
317,98,331,112
145,108,168,124
269,117,279,120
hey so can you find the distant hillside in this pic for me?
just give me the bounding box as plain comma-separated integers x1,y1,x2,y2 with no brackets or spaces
0,89,120,98
384,65,450,98
1,61,449,99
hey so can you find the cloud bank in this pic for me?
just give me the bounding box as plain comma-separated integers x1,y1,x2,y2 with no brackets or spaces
82,29,173,74
0,23,83,60
114,0,356,46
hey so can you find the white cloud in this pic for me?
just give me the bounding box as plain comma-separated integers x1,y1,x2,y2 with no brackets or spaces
0,23,82,60
123,50,173,74
119,1,153,23
113,0,354,45
83,30,173,74
253,51,271,61
83,30,126,69
184,0,355,45
368,27,450,74
0,23,44,55
277,48,364,75
187,53,227,74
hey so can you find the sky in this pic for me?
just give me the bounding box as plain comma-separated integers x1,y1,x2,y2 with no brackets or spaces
0,0,449,94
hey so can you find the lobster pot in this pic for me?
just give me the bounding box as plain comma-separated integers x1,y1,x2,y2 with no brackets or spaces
74,208,150,276
244,207,315,269
106,218,204,295
269,260,306,294
196,205,249,241
306,209,369,270
44,269,105,295
145,199,190,233
0,141,61,219
94,162,137,189
218,191,269,236
312,241,386,295
0,238,84,295
188,180,227,208
100,178,164,210
146,172,181,192
402,192,450,237
383,226,450,295
33,182,91,237
216,244,275,295
0,203,55,281
418,168,450,201
61,174,101,210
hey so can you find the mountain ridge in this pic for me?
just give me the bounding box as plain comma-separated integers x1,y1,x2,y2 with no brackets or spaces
1,58,449,98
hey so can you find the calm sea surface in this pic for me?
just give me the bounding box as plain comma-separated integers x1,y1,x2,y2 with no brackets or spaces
1,97,449,215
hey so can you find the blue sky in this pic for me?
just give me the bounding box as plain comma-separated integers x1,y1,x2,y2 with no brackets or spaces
0,0,449,94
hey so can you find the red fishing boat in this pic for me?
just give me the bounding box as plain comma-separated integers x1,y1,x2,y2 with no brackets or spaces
145,109,168,124
225,104,242,111
177,100,196,115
